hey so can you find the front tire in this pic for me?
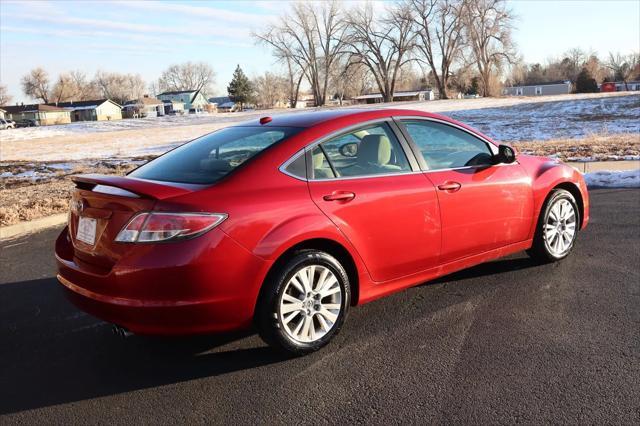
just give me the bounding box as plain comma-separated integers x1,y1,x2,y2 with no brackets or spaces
527,189,580,263
255,250,350,355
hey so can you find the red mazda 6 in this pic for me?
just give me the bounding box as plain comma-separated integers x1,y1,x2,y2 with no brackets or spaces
56,109,589,354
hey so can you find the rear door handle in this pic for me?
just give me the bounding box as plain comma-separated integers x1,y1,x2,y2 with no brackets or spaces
437,182,461,192
323,191,356,202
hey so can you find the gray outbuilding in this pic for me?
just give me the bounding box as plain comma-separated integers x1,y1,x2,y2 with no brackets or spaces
503,81,572,96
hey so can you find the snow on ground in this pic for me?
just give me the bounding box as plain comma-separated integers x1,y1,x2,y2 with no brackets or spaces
445,94,639,141
0,92,638,163
0,111,252,142
583,169,640,188
0,91,636,143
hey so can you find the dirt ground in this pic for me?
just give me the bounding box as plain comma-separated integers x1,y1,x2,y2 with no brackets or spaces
513,132,640,160
0,161,141,226
1,132,638,227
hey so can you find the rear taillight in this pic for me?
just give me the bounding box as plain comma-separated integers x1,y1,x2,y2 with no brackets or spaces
115,212,227,243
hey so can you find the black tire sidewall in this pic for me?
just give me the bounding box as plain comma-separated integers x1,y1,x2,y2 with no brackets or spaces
256,250,350,355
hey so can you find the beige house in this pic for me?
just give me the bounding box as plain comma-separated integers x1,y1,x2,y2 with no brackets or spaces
3,104,71,125
52,99,122,121
0,108,6,120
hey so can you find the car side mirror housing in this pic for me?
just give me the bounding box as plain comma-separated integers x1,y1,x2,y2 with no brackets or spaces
495,144,516,164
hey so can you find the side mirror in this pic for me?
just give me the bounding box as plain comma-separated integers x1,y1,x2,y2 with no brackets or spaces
339,142,358,157
495,144,516,164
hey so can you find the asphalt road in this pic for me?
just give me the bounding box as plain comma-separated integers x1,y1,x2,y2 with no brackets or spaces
1,189,639,424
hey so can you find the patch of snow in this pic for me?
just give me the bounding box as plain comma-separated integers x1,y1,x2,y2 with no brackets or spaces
47,162,74,170
583,169,640,188
444,94,640,141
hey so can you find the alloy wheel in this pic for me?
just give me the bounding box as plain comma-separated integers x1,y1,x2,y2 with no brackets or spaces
544,198,577,256
279,265,343,343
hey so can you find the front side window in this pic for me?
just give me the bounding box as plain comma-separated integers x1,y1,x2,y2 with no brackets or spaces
402,120,494,170
130,126,300,184
311,122,411,179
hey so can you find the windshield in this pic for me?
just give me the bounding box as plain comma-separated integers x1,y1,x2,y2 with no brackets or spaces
129,126,300,184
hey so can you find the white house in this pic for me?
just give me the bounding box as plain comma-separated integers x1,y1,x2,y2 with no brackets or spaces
51,99,122,121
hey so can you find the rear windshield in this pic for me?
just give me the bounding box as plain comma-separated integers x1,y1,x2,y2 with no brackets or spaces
129,126,300,184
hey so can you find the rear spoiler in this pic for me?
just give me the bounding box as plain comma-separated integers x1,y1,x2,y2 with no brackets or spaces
71,174,193,200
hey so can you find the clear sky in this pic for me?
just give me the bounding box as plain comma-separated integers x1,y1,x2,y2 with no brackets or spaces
1,0,638,103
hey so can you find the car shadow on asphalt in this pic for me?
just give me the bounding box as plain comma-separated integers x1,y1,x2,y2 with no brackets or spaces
0,256,541,415
430,256,537,286
0,277,292,415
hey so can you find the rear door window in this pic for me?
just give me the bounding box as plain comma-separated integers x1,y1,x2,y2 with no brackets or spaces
129,126,300,184
313,122,411,178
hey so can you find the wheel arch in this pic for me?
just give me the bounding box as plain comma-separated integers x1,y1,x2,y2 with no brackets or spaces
550,182,585,228
256,238,360,315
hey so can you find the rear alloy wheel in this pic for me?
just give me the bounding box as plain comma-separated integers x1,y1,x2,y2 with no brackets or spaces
528,189,580,263
279,265,342,343
255,250,350,355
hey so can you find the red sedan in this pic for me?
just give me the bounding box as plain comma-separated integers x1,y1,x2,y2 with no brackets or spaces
55,109,589,354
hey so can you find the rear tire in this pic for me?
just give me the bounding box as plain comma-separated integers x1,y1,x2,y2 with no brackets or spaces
527,189,580,263
255,250,350,356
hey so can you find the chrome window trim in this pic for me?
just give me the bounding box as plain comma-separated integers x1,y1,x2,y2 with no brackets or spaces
421,162,519,175
309,170,426,182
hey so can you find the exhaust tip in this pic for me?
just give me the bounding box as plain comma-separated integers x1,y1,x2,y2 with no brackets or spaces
111,324,132,338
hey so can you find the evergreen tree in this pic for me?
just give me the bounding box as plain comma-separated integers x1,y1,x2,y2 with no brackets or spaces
575,68,599,93
227,65,253,111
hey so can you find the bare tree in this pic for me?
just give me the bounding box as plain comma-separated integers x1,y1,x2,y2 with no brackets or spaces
93,71,146,104
21,67,50,103
607,52,640,90
50,73,76,104
411,0,466,99
283,55,306,108
331,58,372,105
69,70,100,101
252,72,289,109
344,2,417,103
158,62,216,95
462,0,515,96
254,0,346,106
0,84,12,106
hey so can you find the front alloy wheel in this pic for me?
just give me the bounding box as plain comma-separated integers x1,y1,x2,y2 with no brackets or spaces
543,198,577,257
255,250,350,355
528,188,580,263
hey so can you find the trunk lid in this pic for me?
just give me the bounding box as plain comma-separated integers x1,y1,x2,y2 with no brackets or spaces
68,174,195,270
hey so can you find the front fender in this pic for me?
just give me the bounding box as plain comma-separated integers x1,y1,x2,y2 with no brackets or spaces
519,156,590,233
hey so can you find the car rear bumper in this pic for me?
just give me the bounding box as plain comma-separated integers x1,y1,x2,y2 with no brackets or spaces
55,226,269,335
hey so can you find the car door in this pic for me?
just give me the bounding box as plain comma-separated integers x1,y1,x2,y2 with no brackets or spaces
306,120,441,283
398,118,534,264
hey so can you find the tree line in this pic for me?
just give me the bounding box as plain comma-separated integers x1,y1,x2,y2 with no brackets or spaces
4,62,216,107
2,0,638,108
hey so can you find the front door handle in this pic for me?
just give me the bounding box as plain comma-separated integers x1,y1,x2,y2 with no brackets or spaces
323,191,356,202
437,182,462,192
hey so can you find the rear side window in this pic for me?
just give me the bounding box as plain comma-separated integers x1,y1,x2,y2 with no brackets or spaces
402,120,494,170
129,126,300,184
313,122,411,179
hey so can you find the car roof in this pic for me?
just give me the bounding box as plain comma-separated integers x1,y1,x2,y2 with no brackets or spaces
236,108,449,129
